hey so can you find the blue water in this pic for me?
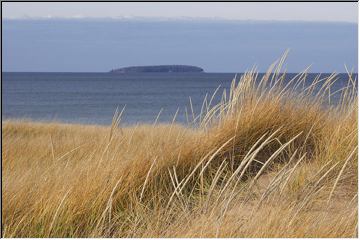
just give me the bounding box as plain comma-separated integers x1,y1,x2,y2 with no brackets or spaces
3,20,357,73
2,72,355,125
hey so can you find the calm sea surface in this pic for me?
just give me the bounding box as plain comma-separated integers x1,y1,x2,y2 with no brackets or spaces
2,72,356,125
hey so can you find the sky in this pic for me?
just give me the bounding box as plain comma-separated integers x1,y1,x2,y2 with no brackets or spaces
2,2,358,72
2,2,358,22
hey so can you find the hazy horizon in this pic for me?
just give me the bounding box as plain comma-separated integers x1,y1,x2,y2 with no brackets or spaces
2,16,357,24
3,2,357,22
3,2,358,73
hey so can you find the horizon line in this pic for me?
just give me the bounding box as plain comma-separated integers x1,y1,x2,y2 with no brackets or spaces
2,16,357,24
3,71,358,74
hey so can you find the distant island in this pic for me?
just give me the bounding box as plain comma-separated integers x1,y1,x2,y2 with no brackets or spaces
110,65,204,73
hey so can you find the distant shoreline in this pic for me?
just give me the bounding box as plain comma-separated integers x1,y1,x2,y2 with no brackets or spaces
110,65,204,73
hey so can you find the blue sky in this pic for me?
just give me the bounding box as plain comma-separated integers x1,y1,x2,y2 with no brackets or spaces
2,3,358,72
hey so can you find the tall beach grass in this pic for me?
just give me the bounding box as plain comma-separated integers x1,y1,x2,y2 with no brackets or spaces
2,56,358,237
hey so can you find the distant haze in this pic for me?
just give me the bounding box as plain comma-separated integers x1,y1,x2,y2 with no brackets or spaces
2,2,358,23
3,19,357,73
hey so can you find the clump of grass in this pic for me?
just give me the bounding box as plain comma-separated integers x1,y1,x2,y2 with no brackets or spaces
2,55,357,237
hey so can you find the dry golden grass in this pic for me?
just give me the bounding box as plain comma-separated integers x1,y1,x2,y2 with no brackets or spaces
2,57,358,237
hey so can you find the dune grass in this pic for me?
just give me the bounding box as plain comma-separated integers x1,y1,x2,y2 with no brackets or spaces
2,56,358,237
